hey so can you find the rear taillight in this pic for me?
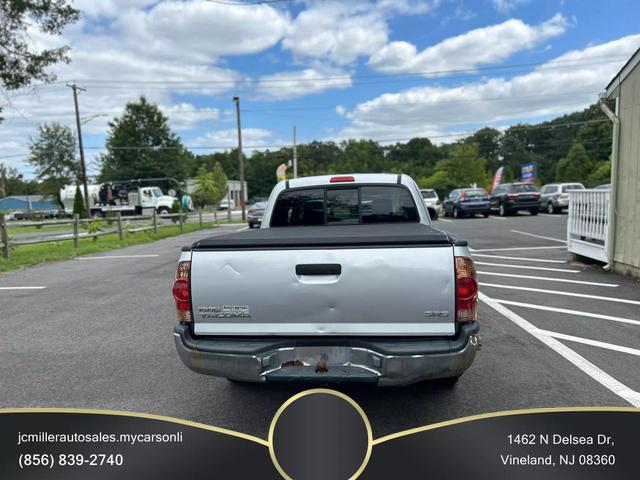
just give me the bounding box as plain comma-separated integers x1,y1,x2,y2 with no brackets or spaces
455,256,477,323
506,193,518,200
172,261,191,323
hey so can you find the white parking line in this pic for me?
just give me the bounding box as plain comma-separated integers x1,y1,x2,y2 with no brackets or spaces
436,219,452,223
470,246,567,253
477,271,618,287
533,329,640,357
480,283,640,306
475,262,579,273
78,254,160,260
0,286,47,291
479,293,640,407
510,229,567,244
472,253,566,264
491,299,640,326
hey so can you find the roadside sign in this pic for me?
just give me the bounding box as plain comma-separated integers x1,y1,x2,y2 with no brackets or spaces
521,161,536,183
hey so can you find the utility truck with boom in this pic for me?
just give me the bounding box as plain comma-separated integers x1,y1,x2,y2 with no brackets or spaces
61,178,193,217
172,174,480,385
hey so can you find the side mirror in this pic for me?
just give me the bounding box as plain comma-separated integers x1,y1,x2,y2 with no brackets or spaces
428,208,437,221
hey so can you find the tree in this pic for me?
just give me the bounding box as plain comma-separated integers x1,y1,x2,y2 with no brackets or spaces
99,97,192,182
588,158,611,187
556,143,594,183
192,167,215,209
27,122,79,202
72,184,84,216
0,165,38,196
211,162,228,207
0,1,80,121
420,144,490,198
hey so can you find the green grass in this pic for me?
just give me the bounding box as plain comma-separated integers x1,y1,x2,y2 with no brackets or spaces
0,222,218,272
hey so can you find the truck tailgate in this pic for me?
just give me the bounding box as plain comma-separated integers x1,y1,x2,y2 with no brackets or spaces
190,224,456,336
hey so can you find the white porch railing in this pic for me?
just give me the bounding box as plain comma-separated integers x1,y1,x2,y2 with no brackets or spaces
567,190,610,262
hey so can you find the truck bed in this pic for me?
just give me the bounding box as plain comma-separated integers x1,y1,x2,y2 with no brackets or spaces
192,223,462,250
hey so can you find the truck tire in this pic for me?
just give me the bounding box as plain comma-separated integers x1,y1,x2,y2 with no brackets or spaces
547,202,556,214
483,212,490,218
499,203,508,216
92,211,104,219
158,207,169,215
530,208,538,216
453,207,461,218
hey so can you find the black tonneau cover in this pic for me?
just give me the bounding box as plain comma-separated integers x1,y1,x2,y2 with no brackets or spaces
193,223,460,250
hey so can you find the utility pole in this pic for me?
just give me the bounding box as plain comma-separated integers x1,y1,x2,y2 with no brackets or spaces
0,163,6,199
67,82,90,218
293,125,298,179
232,96,246,221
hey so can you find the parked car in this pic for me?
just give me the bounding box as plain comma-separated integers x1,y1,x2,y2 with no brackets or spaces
217,198,235,211
419,188,442,220
490,183,540,216
247,201,267,228
595,184,611,190
539,183,585,214
443,188,491,218
173,173,480,386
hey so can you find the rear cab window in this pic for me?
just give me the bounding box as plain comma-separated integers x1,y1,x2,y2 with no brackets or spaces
510,184,539,193
270,185,420,227
463,188,486,198
562,184,584,192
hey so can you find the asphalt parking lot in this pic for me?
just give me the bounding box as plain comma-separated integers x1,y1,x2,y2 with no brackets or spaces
1,212,639,439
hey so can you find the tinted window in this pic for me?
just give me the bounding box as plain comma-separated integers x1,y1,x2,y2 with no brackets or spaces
327,188,359,224
271,188,324,226
562,184,584,192
510,184,538,193
271,185,419,226
421,190,437,199
361,186,418,223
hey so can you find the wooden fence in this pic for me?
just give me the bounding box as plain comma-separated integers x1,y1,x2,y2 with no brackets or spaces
1,210,206,259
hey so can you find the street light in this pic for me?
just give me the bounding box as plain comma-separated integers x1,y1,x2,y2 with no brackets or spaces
232,96,246,221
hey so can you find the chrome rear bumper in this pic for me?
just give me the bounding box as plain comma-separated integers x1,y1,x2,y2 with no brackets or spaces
174,323,479,386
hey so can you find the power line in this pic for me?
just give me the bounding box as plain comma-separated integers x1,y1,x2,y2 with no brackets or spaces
0,91,601,122
40,56,628,87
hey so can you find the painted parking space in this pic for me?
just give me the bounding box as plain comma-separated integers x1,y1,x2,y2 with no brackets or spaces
438,212,640,406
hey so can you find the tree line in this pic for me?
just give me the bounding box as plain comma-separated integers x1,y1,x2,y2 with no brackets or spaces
7,96,613,205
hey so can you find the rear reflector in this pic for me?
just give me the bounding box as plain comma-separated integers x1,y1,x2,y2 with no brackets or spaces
455,256,477,323
330,175,355,183
172,261,191,323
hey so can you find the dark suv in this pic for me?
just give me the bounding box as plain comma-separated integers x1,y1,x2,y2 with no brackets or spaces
490,183,540,216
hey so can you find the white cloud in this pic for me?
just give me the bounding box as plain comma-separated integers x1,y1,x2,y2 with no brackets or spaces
71,0,159,19
111,1,290,63
490,0,531,13
369,13,569,75
282,0,439,65
189,128,278,151
256,66,352,100
338,34,640,141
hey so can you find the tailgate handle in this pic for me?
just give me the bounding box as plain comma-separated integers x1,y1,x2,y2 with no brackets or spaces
296,264,342,276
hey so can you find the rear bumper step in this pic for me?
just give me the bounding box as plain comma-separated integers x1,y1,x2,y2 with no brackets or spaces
173,323,480,386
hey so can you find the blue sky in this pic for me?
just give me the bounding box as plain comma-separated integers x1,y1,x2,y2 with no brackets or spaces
1,0,639,178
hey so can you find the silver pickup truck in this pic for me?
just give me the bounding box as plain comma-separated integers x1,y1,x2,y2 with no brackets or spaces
172,174,480,386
